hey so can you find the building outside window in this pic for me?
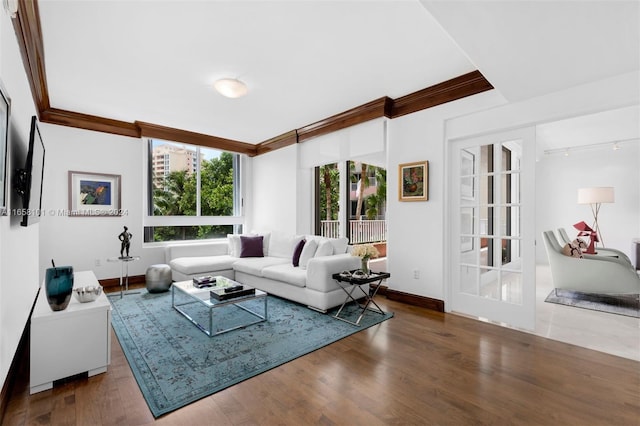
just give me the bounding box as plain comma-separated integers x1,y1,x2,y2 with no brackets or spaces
144,139,242,243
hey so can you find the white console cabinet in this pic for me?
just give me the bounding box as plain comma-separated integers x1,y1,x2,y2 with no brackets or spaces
30,270,111,394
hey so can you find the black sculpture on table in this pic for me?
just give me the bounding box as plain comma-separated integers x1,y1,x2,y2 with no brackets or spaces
118,226,132,259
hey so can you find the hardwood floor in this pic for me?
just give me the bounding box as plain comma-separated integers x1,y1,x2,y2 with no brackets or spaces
3,292,639,425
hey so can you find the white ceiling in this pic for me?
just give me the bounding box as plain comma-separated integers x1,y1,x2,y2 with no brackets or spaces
38,0,475,144
537,105,640,152
421,0,640,102
37,1,639,145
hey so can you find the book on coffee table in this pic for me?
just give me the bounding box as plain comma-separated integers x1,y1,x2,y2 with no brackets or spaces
210,285,256,301
193,275,216,288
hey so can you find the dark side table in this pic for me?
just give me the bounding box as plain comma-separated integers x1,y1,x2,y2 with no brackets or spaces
332,270,390,326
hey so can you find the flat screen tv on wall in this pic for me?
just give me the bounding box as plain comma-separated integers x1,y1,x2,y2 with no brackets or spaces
15,116,45,227
0,81,9,216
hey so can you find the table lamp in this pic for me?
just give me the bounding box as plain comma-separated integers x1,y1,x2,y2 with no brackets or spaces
577,187,614,249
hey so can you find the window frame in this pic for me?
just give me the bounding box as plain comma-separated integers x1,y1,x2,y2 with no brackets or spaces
143,138,244,243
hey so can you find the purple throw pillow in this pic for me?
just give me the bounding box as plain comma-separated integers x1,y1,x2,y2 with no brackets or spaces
240,235,264,258
292,239,306,267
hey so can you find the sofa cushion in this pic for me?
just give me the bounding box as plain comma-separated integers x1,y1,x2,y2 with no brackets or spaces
232,256,289,276
315,240,334,257
329,237,349,254
240,235,264,257
269,232,304,259
227,234,241,257
305,235,349,255
292,239,306,266
262,264,307,288
299,239,318,270
170,255,237,276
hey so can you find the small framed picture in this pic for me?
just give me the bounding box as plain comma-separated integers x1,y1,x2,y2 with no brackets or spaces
398,161,428,202
68,171,122,216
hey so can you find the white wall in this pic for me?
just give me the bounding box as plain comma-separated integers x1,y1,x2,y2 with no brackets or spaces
38,125,166,281
0,9,42,388
536,142,640,263
248,144,298,235
386,91,505,299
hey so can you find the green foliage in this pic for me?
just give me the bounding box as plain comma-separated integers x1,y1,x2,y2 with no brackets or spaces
364,167,387,220
319,163,339,221
152,152,235,241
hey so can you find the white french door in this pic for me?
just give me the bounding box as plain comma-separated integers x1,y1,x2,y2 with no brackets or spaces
449,127,536,330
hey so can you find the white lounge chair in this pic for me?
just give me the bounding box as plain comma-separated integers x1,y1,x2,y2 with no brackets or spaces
557,227,633,265
542,230,640,294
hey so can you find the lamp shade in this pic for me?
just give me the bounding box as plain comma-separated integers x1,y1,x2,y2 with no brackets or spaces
213,78,248,98
577,187,614,204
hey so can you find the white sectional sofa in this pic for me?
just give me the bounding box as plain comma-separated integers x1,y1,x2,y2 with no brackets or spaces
165,232,362,312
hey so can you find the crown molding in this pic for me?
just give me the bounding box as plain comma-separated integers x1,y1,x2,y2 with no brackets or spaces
256,130,298,156
390,70,494,118
13,0,494,158
12,0,49,113
136,122,257,157
40,108,141,138
296,97,393,143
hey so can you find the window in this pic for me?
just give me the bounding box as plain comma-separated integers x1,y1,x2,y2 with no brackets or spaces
314,160,387,244
144,139,243,243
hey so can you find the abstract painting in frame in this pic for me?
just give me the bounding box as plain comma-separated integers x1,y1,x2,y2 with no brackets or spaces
0,82,9,216
69,171,122,216
398,161,428,201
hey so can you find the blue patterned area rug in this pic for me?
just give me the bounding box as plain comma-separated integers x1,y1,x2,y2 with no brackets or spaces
109,290,393,417
545,289,639,318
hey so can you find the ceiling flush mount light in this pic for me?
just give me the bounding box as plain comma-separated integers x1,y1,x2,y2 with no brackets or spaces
213,78,248,99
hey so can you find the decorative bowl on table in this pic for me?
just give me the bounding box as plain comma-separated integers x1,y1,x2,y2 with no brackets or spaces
73,285,103,303
352,270,368,279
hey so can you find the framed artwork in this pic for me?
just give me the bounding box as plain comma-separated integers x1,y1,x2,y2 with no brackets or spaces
398,161,428,202
0,82,10,216
68,171,122,216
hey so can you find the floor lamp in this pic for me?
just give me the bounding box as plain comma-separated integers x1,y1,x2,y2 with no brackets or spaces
577,187,614,250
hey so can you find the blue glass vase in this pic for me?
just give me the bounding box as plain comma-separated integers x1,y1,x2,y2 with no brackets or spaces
45,266,74,311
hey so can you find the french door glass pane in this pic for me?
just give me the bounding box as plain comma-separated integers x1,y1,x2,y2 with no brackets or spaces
501,270,523,304
479,268,499,300
460,266,478,296
458,138,525,304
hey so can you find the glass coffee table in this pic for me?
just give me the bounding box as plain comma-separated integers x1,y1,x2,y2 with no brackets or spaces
171,276,267,337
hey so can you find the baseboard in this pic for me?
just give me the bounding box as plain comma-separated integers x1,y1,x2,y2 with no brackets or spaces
384,287,445,312
99,274,146,289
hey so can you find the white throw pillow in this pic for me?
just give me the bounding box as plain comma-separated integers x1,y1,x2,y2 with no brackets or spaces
315,240,334,257
299,240,318,270
227,234,242,257
269,232,304,259
329,237,349,254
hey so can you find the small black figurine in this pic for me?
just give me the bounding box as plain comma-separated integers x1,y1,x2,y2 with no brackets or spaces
118,226,132,259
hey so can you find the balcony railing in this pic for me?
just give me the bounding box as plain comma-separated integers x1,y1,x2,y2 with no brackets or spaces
320,220,387,244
